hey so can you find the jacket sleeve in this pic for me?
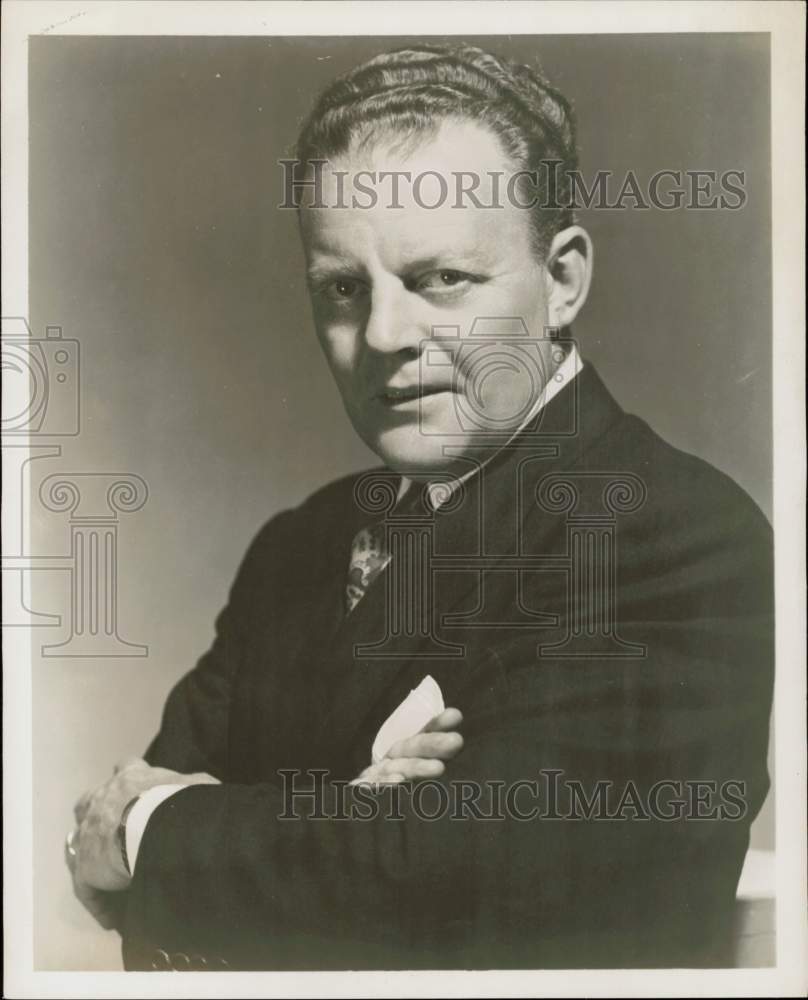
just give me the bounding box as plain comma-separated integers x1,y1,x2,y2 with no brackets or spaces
143,510,294,778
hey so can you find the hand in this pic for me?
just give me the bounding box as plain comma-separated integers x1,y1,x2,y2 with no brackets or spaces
64,837,125,931
67,757,219,910
351,707,464,787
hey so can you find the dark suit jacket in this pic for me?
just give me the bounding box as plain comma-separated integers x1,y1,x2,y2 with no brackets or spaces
122,362,773,971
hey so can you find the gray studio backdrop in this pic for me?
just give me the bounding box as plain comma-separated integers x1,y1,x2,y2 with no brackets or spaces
27,34,772,970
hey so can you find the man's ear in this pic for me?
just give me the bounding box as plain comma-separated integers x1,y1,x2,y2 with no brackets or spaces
544,225,593,328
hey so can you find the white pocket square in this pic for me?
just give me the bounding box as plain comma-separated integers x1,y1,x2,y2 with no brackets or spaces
371,675,445,764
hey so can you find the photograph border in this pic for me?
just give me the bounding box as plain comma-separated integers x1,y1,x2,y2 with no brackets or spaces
3,2,805,997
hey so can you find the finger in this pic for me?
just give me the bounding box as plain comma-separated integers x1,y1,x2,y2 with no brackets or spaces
113,757,146,775
380,756,446,780
73,791,92,825
357,755,448,781
187,772,222,785
422,708,463,733
348,764,380,786
72,877,119,931
351,764,376,783
349,770,406,789
64,829,79,874
386,730,464,761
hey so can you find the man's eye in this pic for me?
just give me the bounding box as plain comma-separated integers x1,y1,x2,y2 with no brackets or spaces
416,270,474,292
323,278,365,301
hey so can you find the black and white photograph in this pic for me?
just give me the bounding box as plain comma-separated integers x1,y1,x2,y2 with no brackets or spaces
2,2,805,996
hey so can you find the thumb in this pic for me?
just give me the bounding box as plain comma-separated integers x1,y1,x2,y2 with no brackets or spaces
186,772,221,785
113,757,147,775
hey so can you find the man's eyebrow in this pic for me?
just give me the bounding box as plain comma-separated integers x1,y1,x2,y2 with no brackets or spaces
305,247,495,284
399,249,493,272
305,256,361,283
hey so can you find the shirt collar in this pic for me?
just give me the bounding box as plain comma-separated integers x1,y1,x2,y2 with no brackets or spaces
397,343,583,510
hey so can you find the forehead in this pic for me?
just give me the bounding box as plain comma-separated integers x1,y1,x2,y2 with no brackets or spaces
299,120,533,266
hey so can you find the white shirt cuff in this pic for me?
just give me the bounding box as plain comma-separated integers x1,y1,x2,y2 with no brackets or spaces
125,784,187,874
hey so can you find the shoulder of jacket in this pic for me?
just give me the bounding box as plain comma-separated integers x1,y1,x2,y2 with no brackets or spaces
599,412,771,540
246,465,387,548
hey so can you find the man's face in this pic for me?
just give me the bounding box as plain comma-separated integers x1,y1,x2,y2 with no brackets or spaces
300,120,556,478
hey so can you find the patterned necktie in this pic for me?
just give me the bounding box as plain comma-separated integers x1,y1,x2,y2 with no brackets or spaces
345,521,391,614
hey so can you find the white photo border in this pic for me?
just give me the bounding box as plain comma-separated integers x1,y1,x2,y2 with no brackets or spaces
3,2,805,997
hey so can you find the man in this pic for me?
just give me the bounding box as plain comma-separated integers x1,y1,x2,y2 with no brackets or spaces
67,43,773,970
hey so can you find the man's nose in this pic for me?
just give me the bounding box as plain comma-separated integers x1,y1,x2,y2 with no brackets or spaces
363,280,427,355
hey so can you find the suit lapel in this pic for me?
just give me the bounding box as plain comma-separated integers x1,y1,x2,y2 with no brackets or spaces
417,361,628,637
305,361,627,776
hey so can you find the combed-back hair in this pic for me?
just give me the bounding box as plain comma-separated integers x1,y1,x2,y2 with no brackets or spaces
295,42,578,257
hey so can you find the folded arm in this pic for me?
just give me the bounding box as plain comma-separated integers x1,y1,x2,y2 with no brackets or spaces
121,622,772,970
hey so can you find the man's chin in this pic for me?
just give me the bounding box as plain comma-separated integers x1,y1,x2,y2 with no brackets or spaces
365,425,471,480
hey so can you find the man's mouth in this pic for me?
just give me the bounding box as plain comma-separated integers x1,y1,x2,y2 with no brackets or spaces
378,384,453,406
